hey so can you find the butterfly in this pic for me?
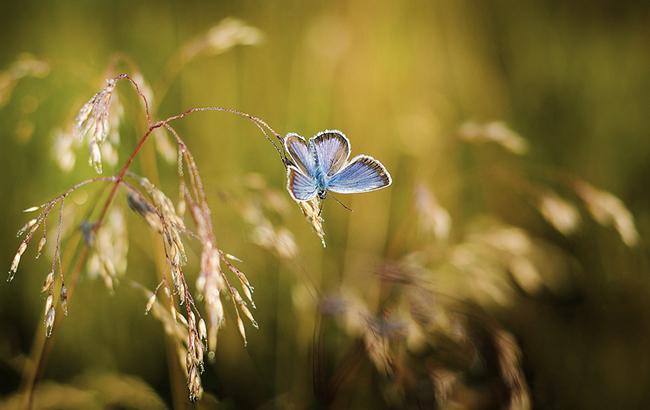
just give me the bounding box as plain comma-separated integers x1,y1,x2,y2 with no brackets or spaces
285,130,392,202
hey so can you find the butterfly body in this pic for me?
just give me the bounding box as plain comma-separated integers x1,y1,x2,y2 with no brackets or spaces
285,130,392,202
303,140,332,199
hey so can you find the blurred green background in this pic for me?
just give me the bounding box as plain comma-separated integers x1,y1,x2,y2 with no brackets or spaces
0,1,649,409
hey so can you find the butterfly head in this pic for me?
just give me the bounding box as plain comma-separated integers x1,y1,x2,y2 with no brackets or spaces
317,189,327,200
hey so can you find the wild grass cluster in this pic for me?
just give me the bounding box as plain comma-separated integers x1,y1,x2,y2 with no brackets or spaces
5,19,286,405
10,72,276,401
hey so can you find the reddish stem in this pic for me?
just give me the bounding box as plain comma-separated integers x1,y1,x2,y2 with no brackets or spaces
94,124,159,226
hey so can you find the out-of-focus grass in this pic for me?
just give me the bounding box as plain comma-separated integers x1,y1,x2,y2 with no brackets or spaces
0,1,648,409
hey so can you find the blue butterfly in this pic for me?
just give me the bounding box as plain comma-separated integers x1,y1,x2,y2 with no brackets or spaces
285,130,392,201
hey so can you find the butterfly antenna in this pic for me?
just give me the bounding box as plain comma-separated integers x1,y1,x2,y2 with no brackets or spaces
254,122,287,166
332,195,353,212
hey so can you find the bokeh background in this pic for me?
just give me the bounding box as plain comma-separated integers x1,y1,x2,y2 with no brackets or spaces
1,1,649,409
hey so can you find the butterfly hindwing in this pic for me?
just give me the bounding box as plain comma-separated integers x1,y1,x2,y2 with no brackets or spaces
285,133,316,176
287,166,318,201
311,130,351,177
327,155,392,194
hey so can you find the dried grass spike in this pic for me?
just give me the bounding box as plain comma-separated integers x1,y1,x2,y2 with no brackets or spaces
8,242,28,280
574,181,639,246
538,192,580,235
297,197,326,246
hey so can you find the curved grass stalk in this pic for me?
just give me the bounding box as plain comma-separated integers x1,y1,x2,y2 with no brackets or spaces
17,72,284,407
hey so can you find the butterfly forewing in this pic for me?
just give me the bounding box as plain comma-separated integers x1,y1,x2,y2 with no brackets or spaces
327,155,392,194
287,166,318,201
311,130,351,176
285,133,317,176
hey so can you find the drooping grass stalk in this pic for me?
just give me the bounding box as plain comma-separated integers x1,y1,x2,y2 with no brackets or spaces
19,182,110,409
135,114,188,409
16,72,285,407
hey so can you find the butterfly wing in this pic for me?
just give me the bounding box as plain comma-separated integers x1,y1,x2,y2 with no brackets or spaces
311,130,351,176
287,166,318,201
285,133,317,176
327,155,392,194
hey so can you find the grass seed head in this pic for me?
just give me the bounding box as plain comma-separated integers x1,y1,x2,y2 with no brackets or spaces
575,181,639,246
